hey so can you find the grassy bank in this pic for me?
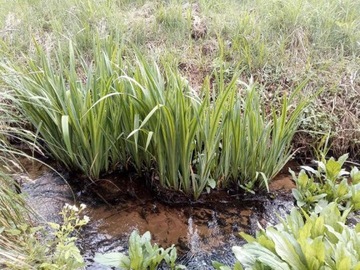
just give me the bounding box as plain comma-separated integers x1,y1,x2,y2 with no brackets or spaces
1,0,359,196
1,0,359,158
1,40,311,198
0,91,85,269
0,1,359,267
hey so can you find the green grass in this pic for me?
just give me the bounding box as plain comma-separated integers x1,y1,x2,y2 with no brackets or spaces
2,41,131,179
1,39,311,198
0,89,39,269
216,80,311,191
0,1,358,265
0,97,86,269
0,173,87,269
0,172,39,270
0,0,359,196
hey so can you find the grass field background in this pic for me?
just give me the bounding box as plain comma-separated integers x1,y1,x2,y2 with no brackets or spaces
1,0,358,158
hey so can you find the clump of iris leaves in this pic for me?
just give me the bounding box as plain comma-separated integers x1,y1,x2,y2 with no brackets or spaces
0,39,313,199
3,38,360,270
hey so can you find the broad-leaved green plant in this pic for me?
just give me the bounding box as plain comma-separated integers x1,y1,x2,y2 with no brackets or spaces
94,230,185,270
1,202,89,270
291,154,360,213
215,202,360,270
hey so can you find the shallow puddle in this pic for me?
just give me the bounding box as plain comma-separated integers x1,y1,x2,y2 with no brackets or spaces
77,172,295,269
21,159,297,269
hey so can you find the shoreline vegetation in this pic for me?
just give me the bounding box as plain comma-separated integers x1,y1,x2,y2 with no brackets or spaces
0,0,359,269
0,0,358,160
1,41,314,198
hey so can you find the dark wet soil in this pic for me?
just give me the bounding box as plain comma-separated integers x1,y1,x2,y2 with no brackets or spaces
21,158,298,269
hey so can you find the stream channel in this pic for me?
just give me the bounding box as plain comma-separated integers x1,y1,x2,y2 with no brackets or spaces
19,159,298,269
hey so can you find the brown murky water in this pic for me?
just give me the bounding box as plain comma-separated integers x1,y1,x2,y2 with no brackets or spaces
76,168,296,269
21,159,297,269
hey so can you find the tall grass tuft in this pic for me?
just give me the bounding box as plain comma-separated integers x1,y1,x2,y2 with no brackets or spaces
217,80,310,191
1,41,132,179
0,171,32,269
0,90,37,268
1,40,311,199
126,61,311,198
123,59,208,197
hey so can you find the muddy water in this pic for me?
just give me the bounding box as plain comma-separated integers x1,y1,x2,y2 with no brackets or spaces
21,159,296,269
81,195,294,269
76,172,295,269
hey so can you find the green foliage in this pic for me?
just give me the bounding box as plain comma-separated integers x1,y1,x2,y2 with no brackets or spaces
214,155,360,270
213,261,243,270
0,172,28,227
0,222,44,269
0,202,88,270
1,0,359,158
253,0,360,57
0,92,43,268
216,79,310,191
291,154,360,213
1,40,134,179
155,3,187,32
1,104,87,269
41,203,89,269
0,172,34,269
230,203,360,270
124,59,206,197
1,40,308,199
94,230,185,270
